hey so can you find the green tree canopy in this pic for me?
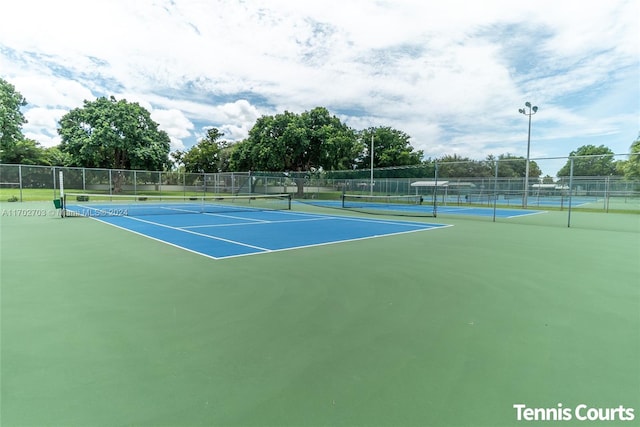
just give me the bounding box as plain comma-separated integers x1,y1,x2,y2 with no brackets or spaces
58,96,171,172
494,154,542,178
436,154,491,178
229,107,359,195
302,107,361,171
619,135,640,179
557,144,616,176
173,128,229,173
42,146,73,166
2,138,46,165
430,154,543,179
230,107,358,173
357,127,422,169
0,78,28,163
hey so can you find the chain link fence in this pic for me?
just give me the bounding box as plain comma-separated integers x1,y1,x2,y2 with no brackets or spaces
1,154,638,218
0,165,252,200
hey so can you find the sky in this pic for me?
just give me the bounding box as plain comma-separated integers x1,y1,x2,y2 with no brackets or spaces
1,0,638,175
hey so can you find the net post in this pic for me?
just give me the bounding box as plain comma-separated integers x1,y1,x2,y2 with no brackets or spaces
59,170,65,218
492,159,499,222
567,157,574,228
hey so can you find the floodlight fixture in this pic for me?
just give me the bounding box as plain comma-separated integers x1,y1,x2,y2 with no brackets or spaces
519,102,539,209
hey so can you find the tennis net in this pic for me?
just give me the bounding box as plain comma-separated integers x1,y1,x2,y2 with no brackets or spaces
63,193,292,217
341,194,435,217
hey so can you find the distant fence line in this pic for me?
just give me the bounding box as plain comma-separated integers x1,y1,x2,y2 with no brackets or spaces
0,165,253,198
1,154,639,213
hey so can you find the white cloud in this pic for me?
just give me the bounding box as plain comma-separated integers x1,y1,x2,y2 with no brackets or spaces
0,0,637,173
150,109,194,151
217,100,260,122
9,76,94,109
21,108,70,147
24,108,66,131
211,100,262,141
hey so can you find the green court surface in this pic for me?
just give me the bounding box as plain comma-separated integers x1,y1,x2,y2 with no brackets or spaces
1,202,638,426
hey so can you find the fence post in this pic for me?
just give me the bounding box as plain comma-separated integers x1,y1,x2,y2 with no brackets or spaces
202,173,206,196
605,175,610,213
18,164,23,202
567,158,574,228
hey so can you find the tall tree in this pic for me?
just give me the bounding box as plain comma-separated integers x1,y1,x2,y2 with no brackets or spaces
229,107,358,195
173,128,229,173
357,127,422,169
619,134,640,179
58,96,171,193
58,96,171,173
299,107,359,171
231,107,357,172
2,138,47,165
437,154,490,178
557,145,616,176
494,154,542,178
42,146,73,166
0,78,28,163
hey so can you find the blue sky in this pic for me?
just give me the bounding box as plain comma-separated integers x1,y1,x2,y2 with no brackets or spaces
1,0,638,175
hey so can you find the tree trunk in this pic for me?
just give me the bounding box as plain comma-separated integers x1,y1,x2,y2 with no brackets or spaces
295,177,304,197
113,171,124,194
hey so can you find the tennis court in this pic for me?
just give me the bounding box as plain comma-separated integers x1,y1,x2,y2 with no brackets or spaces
478,195,601,208
62,194,451,259
1,198,638,426
305,197,546,218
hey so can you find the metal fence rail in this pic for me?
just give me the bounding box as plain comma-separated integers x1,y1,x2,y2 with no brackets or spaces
1,154,638,219
0,164,252,200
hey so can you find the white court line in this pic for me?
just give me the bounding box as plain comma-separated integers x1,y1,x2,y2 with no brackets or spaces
137,205,270,221
201,212,269,222
180,216,334,229
93,212,271,252
236,208,441,229
321,215,437,228
70,205,453,261
158,206,202,214
71,203,447,230
81,218,224,260
505,210,548,219
217,224,454,260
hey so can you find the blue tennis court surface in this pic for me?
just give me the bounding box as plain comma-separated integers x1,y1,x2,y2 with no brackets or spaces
468,196,599,208
73,208,451,260
301,200,545,218
435,205,545,218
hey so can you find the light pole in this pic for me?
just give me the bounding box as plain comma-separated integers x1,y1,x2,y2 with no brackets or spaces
518,101,538,208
